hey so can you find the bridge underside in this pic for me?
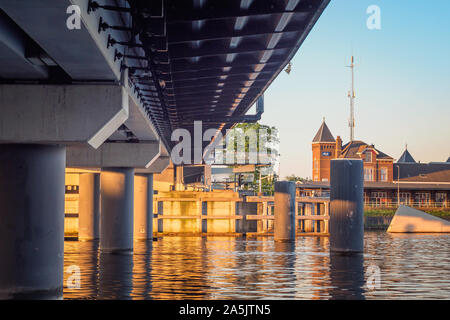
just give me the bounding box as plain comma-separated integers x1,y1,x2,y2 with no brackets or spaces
0,0,329,299
0,0,330,153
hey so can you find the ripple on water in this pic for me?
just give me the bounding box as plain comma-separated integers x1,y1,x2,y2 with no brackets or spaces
63,232,450,300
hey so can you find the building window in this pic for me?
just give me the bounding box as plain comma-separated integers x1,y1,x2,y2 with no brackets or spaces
371,191,388,206
364,168,374,181
416,192,430,206
436,193,447,207
380,167,388,181
365,152,372,162
397,192,411,205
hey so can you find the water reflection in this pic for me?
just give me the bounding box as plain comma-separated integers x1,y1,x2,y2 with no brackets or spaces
64,240,99,299
329,253,365,300
131,241,153,299
98,251,133,299
63,232,450,300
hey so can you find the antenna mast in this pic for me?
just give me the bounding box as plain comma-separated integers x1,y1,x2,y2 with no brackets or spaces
347,56,356,141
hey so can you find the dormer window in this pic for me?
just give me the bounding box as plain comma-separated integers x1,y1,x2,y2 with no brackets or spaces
365,152,372,162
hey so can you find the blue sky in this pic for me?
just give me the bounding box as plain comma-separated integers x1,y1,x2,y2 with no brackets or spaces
258,0,450,178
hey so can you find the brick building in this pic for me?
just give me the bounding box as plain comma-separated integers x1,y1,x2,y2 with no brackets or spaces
302,120,450,208
312,119,394,182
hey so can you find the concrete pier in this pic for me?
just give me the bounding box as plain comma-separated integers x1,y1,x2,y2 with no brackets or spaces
329,159,364,254
100,168,135,253
274,181,296,242
78,173,100,241
134,174,154,240
236,202,258,235
0,144,65,299
304,203,314,232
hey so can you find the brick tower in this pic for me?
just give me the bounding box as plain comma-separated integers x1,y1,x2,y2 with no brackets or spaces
312,119,336,181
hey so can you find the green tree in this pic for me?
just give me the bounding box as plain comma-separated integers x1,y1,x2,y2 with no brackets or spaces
285,174,310,183
225,122,279,194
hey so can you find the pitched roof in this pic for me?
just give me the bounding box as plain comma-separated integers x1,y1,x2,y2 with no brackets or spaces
394,163,450,182
397,148,416,163
312,121,335,143
297,181,450,191
339,140,393,160
447,157,450,163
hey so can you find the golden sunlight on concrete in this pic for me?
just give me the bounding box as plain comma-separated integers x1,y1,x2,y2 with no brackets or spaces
387,205,450,233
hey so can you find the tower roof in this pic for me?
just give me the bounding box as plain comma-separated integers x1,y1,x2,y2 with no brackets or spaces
398,148,416,163
312,120,335,143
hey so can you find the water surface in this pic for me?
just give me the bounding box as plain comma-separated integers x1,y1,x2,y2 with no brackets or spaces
63,232,450,299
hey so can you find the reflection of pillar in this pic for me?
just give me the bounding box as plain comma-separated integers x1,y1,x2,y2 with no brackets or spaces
329,253,365,300
330,160,364,253
78,173,100,241
134,174,154,241
100,167,134,253
273,241,296,296
98,252,133,299
0,144,65,299
132,241,152,299
64,241,99,299
274,181,296,242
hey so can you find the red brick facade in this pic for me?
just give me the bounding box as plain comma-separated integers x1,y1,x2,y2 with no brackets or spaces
312,122,394,182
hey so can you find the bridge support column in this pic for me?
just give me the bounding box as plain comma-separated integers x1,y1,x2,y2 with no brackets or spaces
134,174,154,241
0,144,65,299
235,202,257,235
330,159,364,254
78,173,100,241
274,181,296,242
100,168,134,253
304,204,314,232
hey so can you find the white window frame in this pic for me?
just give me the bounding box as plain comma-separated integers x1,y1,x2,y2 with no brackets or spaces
364,167,374,181
380,167,388,181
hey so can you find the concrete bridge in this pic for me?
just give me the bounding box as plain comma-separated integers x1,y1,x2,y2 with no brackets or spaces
0,0,330,298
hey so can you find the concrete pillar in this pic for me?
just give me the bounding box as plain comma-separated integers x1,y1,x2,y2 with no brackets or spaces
235,201,257,235
330,159,364,254
100,167,134,253
316,203,321,232
200,201,207,233
0,144,65,299
304,203,314,232
157,201,164,233
134,174,154,241
274,181,296,242
78,173,100,241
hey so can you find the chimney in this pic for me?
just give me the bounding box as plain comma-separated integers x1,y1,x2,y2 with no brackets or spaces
336,136,342,156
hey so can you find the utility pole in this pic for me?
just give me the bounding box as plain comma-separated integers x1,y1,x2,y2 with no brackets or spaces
347,56,356,142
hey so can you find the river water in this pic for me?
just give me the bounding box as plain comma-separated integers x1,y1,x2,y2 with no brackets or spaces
63,232,450,300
